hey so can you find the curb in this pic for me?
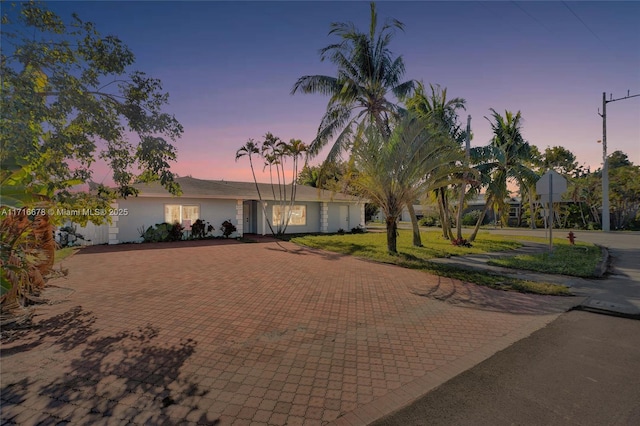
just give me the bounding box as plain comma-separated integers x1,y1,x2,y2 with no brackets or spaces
594,245,610,278
572,303,640,320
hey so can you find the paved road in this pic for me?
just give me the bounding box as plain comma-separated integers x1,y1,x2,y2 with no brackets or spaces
371,310,640,426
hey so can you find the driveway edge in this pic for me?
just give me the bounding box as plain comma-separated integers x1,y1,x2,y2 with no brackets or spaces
329,312,566,426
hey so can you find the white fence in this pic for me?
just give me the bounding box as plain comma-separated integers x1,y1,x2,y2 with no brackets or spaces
57,221,109,246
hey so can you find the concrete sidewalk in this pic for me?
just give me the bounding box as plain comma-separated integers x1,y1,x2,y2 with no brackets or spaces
426,230,640,319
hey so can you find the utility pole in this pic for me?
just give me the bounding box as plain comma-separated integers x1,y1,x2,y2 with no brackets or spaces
456,115,471,240
597,90,640,232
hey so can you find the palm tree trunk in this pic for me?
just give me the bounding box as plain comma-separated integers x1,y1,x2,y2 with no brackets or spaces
456,183,465,240
250,157,277,236
386,216,398,254
407,203,422,247
436,190,448,239
442,192,455,240
469,195,492,242
529,188,536,229
438,189,454,240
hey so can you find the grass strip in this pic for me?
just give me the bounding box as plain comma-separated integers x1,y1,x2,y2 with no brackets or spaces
488,242,602,277
292,230,570,296
54,247,79,263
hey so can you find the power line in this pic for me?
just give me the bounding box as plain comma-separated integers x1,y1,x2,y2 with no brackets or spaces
511,1,553,35
561,1,602,43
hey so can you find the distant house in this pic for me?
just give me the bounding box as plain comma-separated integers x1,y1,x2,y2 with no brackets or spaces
372,194,523,226
87,177,364,244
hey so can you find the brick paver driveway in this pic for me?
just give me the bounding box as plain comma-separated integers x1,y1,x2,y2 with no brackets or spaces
1,240,577,425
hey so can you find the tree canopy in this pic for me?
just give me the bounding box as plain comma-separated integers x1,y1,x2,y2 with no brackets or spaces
1,1,182,220
542,146,578,176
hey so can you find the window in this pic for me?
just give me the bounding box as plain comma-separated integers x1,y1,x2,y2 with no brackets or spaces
273,205,306,226
165,204,200,229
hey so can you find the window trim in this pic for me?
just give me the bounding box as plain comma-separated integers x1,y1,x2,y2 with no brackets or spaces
272,204,306,226
164,204,200,228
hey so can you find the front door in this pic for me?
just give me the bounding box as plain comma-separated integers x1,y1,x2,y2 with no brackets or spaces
243,201,254,233
339,205,349,231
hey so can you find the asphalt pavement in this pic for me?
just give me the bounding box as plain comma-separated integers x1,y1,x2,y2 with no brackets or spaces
371,310,640,426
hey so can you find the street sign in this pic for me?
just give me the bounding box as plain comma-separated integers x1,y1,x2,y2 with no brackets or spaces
536,170,568,253
539,193,564,203
536,170,567,197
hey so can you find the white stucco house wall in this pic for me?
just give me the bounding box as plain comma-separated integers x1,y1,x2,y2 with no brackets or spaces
94,177,365,244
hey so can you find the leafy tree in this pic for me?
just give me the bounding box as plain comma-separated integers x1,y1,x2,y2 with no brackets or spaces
606,152,636,229
609,165,640,229
348,115,464,254
563,152,637,230
1,2,182,314
469,109,537,241
297,161,348,192
1,1,183,223
542,146,578,176
608,150,632,169
291,2,414,161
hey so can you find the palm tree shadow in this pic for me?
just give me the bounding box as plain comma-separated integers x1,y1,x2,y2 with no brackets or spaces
265,241,357,261
409,275,576,315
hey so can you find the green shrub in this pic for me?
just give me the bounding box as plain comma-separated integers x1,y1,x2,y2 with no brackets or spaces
191,219,214,239
168,222,184,241
418,215,439,227
221,220,237,238
142,222,184,242
462,210,484,226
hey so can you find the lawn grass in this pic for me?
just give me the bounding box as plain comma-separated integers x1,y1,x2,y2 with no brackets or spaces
54,247,79,263
291,230,523,260
291,230,570,296
488,241,602,277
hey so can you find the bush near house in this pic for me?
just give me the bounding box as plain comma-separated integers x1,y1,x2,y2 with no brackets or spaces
141,223,184,242
191,219,214,239
351,226,365,234
221,220,237,238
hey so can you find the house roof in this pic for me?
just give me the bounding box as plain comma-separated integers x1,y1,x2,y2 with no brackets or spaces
130,177,361,203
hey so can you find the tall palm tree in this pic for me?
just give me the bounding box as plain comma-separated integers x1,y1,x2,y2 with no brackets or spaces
235,139,262,197
405,82,467,244
349,115,464,254
235,139,277,236
291,2,414,162
468,109,537,241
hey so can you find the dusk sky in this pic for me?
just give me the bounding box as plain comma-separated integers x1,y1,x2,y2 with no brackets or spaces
36,1,640,183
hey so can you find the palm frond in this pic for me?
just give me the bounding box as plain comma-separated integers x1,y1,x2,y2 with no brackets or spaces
291,75,339,96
